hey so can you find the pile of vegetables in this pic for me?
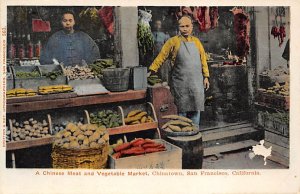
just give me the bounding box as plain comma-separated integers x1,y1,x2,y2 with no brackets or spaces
42,70,63,80
147,75,162,86
53,118,85,134
10,118,51,141
53,123,109,149
162,115,197,132
124,110,154,125
111,138,166,159
89,110,122,128
88,60,115,78
16,70,40,78
7,88,36,98
137,9,154,63
38,85,73,95
63,65,96,80
258,82,289,96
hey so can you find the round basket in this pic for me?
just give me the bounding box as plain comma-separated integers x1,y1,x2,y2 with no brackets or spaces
102,68,130,92
51,143,109,169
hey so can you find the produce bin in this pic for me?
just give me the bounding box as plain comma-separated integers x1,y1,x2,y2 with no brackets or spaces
49,108,89,134
109,139,182,169
122,102,159,134
13,65,42,90
7,113,54,151
128,66,147,90
38,64,68,86
85,106,125,130
6,66,14,90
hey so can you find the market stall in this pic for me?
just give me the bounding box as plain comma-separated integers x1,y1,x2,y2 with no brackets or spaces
5,6,290,169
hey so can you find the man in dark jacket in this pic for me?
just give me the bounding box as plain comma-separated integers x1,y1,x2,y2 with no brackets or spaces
40,11,100,66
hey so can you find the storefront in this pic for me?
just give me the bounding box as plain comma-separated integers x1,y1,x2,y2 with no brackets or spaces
5,6,290,169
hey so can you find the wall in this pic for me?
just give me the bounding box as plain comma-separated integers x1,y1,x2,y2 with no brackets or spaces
119,7,139,67
255,6,290,74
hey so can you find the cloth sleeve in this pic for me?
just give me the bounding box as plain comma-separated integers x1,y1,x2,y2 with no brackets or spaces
195,39,210,78
149,38,173,72
40,35,56,65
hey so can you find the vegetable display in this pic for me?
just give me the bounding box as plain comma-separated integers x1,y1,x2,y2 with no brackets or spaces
53,123,109,149
42,70,63,80
88,60,115,78
147,75,162,86
162,115,197,132
38,85,73,95
53,118,85,134
258,81,289,96
124,110,154,125
137,9,154,65
7,88,36,98
111,138,166,159
15,70,40,78
10,118,52,141
63,65,96,80
89,110,122,128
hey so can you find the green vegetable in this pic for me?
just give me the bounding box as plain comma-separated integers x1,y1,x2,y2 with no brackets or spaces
90,110,122,128
16,70,40,78
137,23,154,62
42,71,63,80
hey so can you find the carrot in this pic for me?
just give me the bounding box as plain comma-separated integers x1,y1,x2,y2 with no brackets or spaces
142,143,163,149
114,142,131,152
131,138,146,147
144,147,166,153
121,147,145,155
130,138,143,145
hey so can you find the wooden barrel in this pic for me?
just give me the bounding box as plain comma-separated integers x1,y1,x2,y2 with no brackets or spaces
166,132,203,169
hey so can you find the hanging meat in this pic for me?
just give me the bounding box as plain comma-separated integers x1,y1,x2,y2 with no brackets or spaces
193,7,211,32
98,6,114,35
209,7,219,29
231,7,250,57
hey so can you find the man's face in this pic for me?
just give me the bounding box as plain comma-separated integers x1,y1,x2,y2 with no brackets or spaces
178,17,193,37
154,20,162,31
62,13,75,32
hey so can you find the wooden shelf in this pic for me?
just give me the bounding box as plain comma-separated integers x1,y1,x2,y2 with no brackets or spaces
6,137,55,151
108,122,158,135
7,90,147,113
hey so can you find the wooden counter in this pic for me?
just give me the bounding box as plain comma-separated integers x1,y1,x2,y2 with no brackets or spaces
7,90,147,113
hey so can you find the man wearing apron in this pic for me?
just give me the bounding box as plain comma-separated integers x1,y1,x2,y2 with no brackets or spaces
149,15,210,126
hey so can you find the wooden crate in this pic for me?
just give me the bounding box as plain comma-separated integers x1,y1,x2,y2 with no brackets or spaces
256,91,289,111
265,141,289,167
7,114,54,150
265,131,289,148
109,139,182,169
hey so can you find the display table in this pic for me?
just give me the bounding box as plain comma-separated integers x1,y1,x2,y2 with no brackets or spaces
7,90,147,113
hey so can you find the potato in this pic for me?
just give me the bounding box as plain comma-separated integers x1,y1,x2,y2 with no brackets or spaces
79,124,88,131
25,136,31,140
84,130,93,136
102,133,109,141
45,134,52,137
23,121,29,125
69,136,77,141
97,138,105,145
83,138,89,146
55,132,63,139
62,137,70,143
43,127,49,131
19,134,26,140
87,124,98,131
69,141,80,149
90,142,100,149
63,131,71,138
73,130,82,137
77,134,85,141
62,143,70,149
36,130,41,134
66,123,79,133
33,124,39,129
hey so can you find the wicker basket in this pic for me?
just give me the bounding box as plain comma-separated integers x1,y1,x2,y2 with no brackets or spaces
52,143,109,169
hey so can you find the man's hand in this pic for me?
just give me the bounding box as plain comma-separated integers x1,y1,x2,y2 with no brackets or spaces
204,77,210,91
